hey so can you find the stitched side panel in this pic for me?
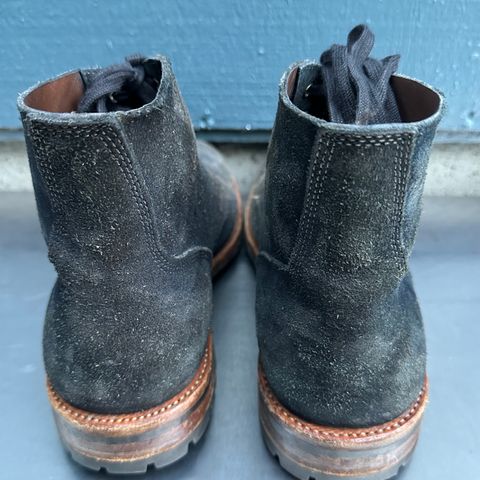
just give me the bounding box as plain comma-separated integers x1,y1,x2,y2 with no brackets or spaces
289,131,414,275
288,135,333,271
27,120,171,278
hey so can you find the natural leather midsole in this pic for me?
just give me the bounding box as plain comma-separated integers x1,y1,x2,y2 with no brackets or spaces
258,363,428,476
47,334,214,462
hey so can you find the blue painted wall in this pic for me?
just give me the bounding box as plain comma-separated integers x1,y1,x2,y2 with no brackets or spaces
0,0,479,137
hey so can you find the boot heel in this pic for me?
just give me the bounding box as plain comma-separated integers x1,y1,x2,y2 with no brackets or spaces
259,366,428,480
47,335,214,474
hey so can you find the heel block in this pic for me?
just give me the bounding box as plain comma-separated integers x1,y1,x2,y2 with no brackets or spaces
47,334,215,474
258,365,428,480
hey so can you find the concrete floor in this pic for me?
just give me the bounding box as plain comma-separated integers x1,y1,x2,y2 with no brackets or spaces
0,192,479,479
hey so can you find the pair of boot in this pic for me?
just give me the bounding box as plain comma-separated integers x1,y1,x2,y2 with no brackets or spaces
19,26,443,479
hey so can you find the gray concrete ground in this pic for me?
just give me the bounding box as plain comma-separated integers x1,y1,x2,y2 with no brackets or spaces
0,191,479,479
1,140,480,196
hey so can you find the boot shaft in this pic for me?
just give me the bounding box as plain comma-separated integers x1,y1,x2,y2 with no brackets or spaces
17,56,240,416
18,56,200,281
250,59,444,427
264,62,444,280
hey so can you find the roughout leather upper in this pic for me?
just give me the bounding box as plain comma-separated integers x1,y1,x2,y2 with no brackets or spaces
18,56,237,414
250,61,444,428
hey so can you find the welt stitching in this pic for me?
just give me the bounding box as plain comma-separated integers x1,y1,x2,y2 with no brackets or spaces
49,340,212,424
260,371,426,439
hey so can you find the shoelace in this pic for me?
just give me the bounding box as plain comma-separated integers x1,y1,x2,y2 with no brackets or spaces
77,55,158,113
306,25,401,124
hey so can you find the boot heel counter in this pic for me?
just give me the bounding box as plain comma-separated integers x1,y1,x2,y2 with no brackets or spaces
23,117,212,413
43,251,212,414
289,129,418,276
256,250,426,427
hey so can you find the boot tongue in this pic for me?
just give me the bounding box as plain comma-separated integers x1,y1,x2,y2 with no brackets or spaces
77,55,159,113
315,24,401,124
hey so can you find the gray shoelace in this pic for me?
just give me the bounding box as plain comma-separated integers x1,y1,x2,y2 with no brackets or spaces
308,25,401,124
78,55,158,113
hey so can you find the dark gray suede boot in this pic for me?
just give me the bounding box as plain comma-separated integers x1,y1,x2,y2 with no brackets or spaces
245,26,444,480
18,55,242,473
